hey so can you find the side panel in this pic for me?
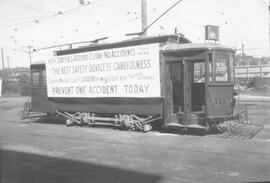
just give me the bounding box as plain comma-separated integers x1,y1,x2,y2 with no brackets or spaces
50,97,164,115
31,87,55,113
206,85,234,118
31,86,164,115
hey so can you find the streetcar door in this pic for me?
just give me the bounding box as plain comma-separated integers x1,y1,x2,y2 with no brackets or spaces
31,64,55,113
164,57,207,126
183,58,206,126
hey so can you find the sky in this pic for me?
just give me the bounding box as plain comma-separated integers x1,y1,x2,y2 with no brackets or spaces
0,0,269,68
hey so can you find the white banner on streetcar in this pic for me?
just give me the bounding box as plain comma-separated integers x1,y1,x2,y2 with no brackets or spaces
46,43,160,98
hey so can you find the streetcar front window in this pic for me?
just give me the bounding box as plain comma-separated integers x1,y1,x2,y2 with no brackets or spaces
208,53,213,82
230,53,235,82
215,51,229,82
194,62,205,83
31,67,46,87
213,50,236,83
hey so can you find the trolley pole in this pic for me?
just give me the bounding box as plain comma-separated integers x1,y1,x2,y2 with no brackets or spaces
141,0,148,36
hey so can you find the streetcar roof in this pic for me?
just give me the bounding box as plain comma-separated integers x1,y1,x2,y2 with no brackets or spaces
30,38,235,67
162,43,235,53
55,34,191,56
30,60,45,68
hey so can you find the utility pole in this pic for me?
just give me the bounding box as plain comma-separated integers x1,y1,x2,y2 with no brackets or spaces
241,43,245,56
1,48,4,70
28,46,32,66
141,0,147,36
269,0,270,56
241,43,246,66
174,27,179,34
7,56,9,69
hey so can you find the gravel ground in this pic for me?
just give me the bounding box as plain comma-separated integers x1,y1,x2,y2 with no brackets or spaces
0,96,269,183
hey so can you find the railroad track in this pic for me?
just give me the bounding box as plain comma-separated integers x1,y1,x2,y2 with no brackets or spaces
210,122,263,140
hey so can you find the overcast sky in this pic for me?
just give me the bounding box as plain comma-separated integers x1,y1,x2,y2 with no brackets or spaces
0,0,269,68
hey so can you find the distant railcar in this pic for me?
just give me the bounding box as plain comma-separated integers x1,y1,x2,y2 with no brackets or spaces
30,34,236,132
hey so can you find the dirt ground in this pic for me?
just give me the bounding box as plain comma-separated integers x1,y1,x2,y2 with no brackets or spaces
240,87,270,97
0,96,269,183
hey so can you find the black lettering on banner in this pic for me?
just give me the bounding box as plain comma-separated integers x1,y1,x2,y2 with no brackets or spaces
72,65,88,74
88,63,106,72
76,86,86,94
60,66,71,75
89,52,102,60
73,54,88,62
106,63,111,71
52,67,60,75
88,85,118,94
111,48,135,58
81,75,97,82
103,51,111,58
57,56,73,63
123,84,149,94
113,59,151,71
52,86,74,95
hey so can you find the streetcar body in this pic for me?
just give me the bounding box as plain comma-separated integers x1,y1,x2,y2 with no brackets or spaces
31,34,236,131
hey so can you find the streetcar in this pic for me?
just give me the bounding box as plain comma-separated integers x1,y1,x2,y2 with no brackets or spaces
30,34,236,132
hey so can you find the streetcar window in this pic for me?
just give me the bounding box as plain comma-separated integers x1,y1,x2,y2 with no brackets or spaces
42,70,46,86
230,54,234,82
32,70,40,86
171,62,182,82
194,62,205,83
215,52,229,82
31,69,46,87
208,53,213,82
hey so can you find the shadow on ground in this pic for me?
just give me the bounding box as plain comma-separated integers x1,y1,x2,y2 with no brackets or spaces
159,127,208,136
32,115,66,125
32,115,211,136
0,149,162,183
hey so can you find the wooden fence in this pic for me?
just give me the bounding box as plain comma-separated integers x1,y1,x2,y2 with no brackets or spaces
235,64,270,79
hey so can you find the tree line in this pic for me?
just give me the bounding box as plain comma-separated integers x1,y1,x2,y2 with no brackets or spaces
0,68,31,96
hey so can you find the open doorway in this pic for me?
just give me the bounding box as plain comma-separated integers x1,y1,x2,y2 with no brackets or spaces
166,59,206,125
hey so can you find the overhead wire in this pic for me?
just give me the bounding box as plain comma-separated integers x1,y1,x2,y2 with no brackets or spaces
154,8,268,56
150,9,206,42
36,3,154,48
152,8,203,28
0,15,47,23
42,15,141,47
1,1,268,57
0,46,29,53
0,19,42,28
141,0,184,35
0,0,102,30
153,8,265,45
59,8,157,44
0,0,141,52
0,1,56,14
